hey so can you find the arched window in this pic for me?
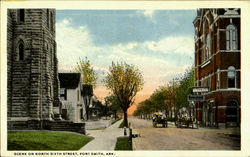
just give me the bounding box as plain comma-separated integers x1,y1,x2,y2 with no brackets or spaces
18,42,24,61
228,66,236,88
226,24,237,50
19,9,25,22
203,19,210,62
205,34,211,59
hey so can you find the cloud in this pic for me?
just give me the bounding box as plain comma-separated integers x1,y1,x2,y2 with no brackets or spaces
142,10,155,19
143,36,194,56
136,10,156,22
56,18,194,104
56,18,99,71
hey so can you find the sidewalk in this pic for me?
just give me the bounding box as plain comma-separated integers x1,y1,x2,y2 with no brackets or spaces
85,119,114,130
80,119,124,150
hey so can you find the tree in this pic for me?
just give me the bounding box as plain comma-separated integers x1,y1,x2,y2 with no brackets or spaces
105,94,122,119
175,67,195,109
75,57,97,120
104,62,144,127
75,57,98,88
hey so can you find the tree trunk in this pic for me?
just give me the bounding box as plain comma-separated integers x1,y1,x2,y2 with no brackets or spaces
123,110,128,127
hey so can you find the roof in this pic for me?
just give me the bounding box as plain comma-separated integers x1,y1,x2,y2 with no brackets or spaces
59,73,81,89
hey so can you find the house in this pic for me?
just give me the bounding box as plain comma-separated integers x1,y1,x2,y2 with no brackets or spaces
88,95,103,120
59,73,87,122
7,9,61,129
193,9,240,128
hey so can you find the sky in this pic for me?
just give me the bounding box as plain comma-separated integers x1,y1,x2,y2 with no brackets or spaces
56,10,197,106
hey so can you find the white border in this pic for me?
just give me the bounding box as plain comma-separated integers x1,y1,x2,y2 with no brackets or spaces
1,1,250,157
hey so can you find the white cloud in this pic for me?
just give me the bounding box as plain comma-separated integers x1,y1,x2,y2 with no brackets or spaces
56,18,194,103
143,10,155,19
56,18,99,71
144,36,194,56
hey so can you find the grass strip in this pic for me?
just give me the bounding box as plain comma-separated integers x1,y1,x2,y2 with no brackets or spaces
114,136,132,150
8,131,93,150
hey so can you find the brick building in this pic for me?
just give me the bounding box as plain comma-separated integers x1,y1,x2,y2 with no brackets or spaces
193,9,240,128
7,9,61,129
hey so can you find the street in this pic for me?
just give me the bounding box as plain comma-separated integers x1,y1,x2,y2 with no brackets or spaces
129,117,240,150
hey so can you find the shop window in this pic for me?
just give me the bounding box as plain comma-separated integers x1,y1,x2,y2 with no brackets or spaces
226,100,238,123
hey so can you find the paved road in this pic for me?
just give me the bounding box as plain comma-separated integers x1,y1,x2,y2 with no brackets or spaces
129,117,240,150
80,119,124,150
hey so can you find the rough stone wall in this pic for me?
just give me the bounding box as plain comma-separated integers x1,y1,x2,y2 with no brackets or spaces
7,9,60,123
7,10,13,117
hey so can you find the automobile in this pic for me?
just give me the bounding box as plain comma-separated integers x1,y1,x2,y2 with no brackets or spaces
152,112,168,128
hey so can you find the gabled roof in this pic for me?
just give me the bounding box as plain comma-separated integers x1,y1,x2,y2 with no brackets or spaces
59,73,81,89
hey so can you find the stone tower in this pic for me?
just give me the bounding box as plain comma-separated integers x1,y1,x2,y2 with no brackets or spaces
7,9,61,129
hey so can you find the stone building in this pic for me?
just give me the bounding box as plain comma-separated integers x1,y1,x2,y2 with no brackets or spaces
7,9,61,129
193,9,240,128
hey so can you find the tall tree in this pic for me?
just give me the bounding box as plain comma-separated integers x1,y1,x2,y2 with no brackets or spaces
175,67,195,109
104,62,144,127
75,57,98,88
75,57,97,120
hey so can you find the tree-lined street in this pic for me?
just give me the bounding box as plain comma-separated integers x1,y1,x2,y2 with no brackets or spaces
129,117,240,150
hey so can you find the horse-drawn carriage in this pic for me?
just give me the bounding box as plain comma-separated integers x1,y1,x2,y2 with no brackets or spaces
152,113,168,128
175,107,198,129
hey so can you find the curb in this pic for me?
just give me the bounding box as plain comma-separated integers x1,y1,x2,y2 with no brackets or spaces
130,124,137,151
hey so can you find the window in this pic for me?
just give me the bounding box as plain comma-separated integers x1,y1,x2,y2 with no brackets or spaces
202,19,211,62
228,66,236,88
60,88,67,100
77,90,80,101
205,34,211,59
18,42,24,60
226,24,237,50
47,9,50,28
226,100,238,123
19,9,25,22
51,47,53,69
50,13,53,31
217,72,220,89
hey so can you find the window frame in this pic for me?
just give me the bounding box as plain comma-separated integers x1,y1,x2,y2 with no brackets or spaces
226,24,238,51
